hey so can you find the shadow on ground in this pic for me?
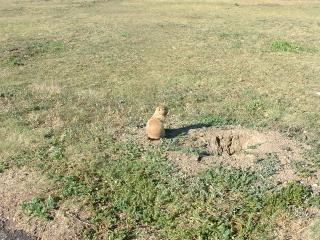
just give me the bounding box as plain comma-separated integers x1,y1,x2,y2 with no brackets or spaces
0,219,33,240
165,123,211,138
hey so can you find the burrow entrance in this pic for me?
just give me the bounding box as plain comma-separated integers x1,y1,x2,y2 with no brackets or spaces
201,131,248,156
185,126,260,157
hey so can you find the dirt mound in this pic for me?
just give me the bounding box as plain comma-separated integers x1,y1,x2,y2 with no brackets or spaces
161,125,319,189
189,127,252,156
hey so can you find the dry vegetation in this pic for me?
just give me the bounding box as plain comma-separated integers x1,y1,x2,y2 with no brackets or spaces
0,0,320,239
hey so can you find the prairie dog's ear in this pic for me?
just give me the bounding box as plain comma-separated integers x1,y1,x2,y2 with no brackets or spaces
163,106,168,115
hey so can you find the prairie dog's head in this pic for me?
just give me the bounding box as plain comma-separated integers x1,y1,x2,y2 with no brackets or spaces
154,105,168,117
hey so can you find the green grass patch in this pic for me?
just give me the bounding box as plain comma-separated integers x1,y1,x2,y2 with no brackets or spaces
21,196,59,220
264,182,312,213
58,175,92,197
271,39,302,52
198,114,235,126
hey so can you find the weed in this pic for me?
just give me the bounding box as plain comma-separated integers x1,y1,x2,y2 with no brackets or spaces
21,196,59,220
9,151,34,167
7,55,24,66
247,144,261,150
0,161,8,173
48,145,64,160
43,128,55,139
27,40,64,55
84,143,266,239
14,136,320,239
218,32,243,48
271,39,302,52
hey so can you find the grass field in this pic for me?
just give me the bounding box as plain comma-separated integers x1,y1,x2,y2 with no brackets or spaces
1,0,320,239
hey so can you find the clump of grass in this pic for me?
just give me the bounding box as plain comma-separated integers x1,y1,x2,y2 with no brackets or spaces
0,161,8,173
7,55,24,66
271,39,302,52
6,40,64,66
21,196,59,220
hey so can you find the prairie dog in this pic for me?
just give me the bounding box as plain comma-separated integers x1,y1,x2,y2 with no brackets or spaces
146,105,168,140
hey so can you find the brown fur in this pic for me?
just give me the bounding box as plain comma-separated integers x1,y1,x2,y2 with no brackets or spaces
146,105,168,140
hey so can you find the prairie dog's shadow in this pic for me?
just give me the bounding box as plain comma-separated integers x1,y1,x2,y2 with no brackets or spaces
165,123,211,139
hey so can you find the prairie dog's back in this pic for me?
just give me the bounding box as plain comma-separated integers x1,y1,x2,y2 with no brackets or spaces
146,106,168,140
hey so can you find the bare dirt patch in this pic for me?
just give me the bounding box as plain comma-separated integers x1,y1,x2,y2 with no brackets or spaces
0,167,83,240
